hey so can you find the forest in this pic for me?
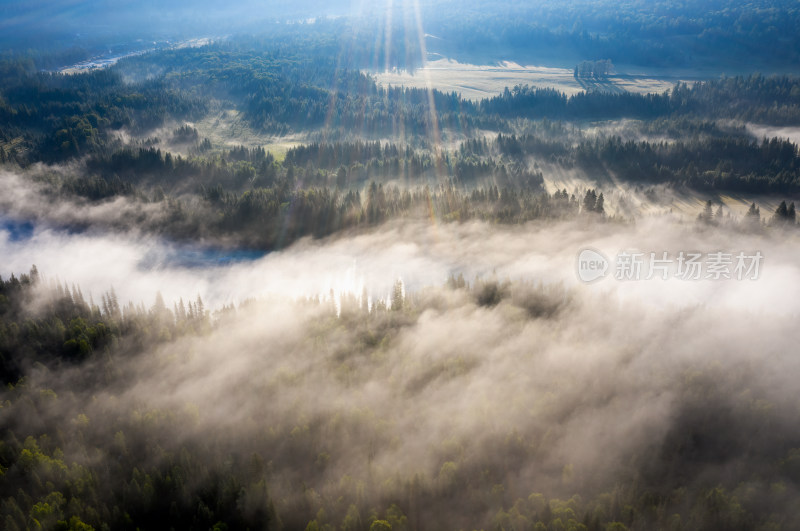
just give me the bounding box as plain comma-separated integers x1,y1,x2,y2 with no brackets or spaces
0,39,799,253
0,256,800,529
3,1,800,530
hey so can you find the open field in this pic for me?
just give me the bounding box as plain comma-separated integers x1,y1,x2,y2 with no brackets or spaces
189,107,304,161
372,58,693,101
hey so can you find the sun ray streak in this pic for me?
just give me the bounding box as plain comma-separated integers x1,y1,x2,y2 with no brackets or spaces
384,0,394,73
410,0,444,183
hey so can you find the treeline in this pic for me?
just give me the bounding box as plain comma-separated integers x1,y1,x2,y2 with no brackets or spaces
461,133,800,193
26,131,800,250
481,75,800,125
284,140,544,187
0,267,211,383
573,136,800,193
37,165,796,255
30,167,596,249
203,182,589,249
84,146,280,191
77,134,550,194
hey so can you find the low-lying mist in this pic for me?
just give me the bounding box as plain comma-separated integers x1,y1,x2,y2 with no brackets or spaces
3,191,796,313
3,182,800,528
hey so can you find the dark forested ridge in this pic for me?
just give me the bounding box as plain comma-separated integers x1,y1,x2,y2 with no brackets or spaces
481,76,800,125
5,0,800,72
413,0,800,70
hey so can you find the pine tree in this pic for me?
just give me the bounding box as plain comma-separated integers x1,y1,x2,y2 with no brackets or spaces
109,287,120,316
391,279,404,311
776,200,789,219
582,189,597,213
336,166,347,189
102,294,111,316
196,295,205,318
702,200,713,222
154,292,166,313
